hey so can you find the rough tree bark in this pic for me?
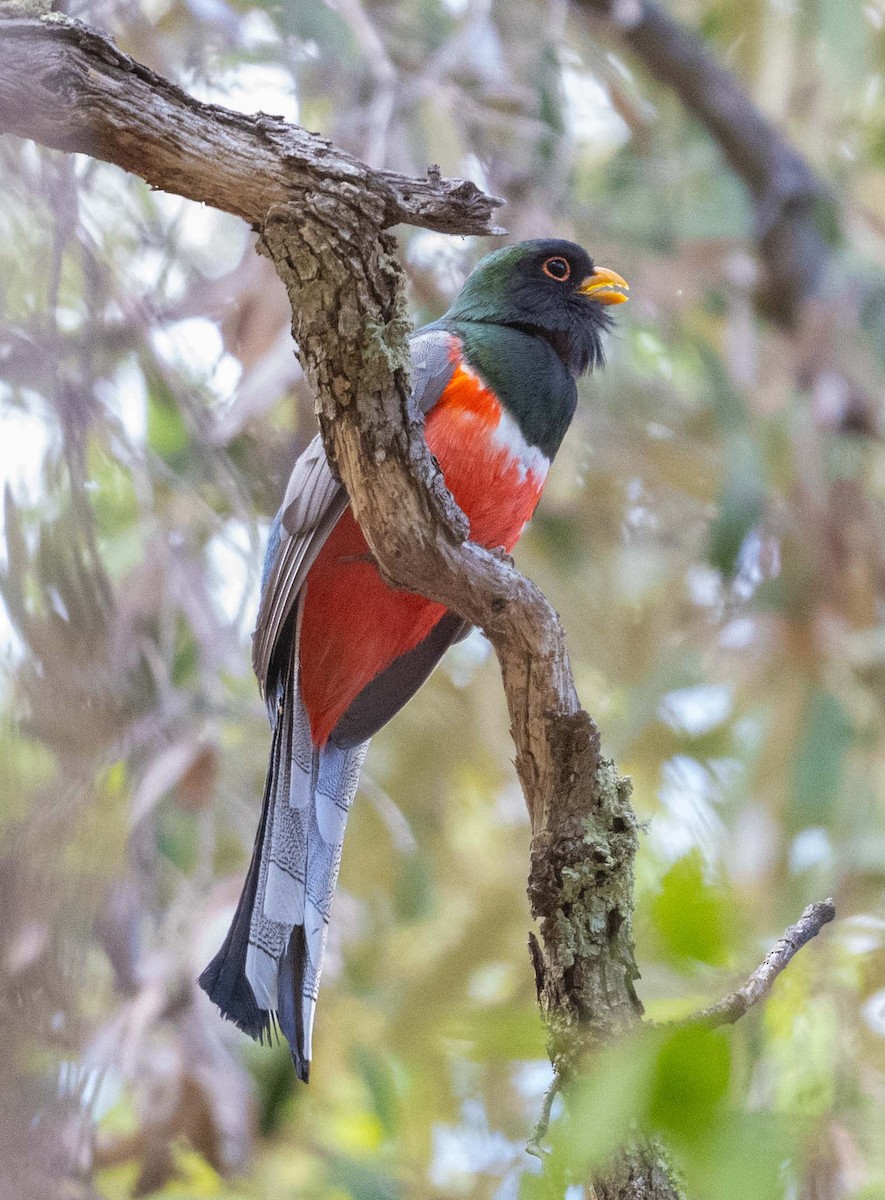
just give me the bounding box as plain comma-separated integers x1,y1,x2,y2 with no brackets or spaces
0,12,834,1198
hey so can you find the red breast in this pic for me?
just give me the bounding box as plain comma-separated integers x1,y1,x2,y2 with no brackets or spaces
298,357,549,746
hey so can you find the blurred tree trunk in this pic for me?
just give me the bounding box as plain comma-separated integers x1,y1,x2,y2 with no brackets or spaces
575,0,833,327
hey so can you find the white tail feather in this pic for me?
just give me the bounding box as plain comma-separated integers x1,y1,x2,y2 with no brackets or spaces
243,607,369,1071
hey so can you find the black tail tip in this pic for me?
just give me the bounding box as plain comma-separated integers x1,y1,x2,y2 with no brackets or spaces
197,957,271,1043
198,958,311,1082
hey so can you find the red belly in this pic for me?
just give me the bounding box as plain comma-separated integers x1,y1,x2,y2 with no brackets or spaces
299,372,545,745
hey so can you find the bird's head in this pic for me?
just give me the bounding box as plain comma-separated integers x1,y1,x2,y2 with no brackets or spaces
444,238,628,376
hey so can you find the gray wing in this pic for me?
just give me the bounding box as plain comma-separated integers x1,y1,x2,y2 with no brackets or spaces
251,435,348,693
251,327,458,695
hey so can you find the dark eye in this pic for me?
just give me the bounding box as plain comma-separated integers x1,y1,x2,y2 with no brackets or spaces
542,256,571,282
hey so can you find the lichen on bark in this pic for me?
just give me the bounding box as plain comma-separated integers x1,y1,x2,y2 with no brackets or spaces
529,729,643,1069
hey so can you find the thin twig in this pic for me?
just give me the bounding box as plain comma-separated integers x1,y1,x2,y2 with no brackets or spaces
683,899,836,1029
526,1068,562,1159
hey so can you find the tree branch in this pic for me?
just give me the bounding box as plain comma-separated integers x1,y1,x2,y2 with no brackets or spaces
0,13,503,234
261,188,676,1196
575,0,834,325
684,899,836,1029
526,1067,561,1159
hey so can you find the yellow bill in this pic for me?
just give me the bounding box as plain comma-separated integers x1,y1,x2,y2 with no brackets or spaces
578,267,629,306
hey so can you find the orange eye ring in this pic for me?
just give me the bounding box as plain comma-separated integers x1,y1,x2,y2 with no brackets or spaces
542,256,571,282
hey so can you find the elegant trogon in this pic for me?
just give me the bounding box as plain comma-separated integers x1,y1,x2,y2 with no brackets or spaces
199,239,628,1080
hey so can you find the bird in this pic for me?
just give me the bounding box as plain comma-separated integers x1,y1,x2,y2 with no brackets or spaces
198,238,628,1080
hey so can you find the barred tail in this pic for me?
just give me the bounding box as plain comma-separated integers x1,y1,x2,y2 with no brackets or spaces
199,649,368,1081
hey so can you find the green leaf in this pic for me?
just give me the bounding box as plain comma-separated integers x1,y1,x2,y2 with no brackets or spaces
353,1045,401,1137
791,687,852,828
648,1024,731,1141
147,390,190,466
708,435,765,577
651,851,730,967
552,1031,657,1177
156,804,197,873
682,1113,788,1200
445,1002,547,1061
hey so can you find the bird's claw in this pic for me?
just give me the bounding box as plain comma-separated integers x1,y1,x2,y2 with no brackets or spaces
490,545,515,567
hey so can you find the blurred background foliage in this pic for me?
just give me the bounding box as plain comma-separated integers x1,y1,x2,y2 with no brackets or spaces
1,0,885,1195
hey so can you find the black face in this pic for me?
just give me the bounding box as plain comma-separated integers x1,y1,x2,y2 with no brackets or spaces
445,238,622,376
